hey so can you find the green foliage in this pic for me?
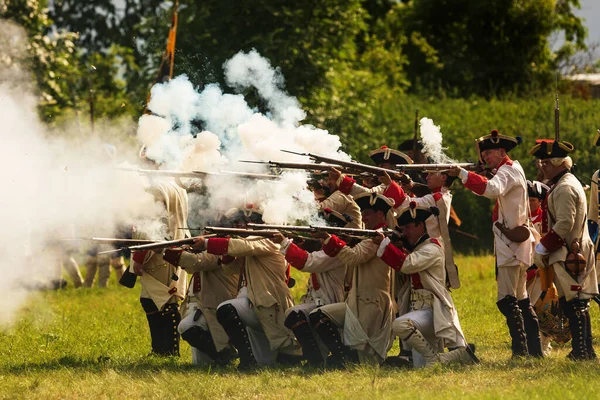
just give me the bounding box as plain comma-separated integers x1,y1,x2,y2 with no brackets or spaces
2,256,600,399
394,0,586,96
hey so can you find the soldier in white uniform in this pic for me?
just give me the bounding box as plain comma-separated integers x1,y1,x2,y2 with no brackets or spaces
530,139,598,360
450,130,543,358
588,130,600,286
270,210,348,367
372,202,478,367
310,193,395,366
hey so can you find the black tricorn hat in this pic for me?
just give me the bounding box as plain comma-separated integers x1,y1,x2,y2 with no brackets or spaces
528,139,574,159
320,208,352,227
368,146,413,165
353,193,395,214
527,180,550,200
475,130,522,157
395,201,438,227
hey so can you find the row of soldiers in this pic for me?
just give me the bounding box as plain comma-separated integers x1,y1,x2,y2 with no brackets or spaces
126,129,600,369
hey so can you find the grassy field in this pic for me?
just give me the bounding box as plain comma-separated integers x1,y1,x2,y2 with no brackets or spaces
2,254,600,399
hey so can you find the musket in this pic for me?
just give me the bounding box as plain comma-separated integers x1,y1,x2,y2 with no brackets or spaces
396,163,479,172
413,108,419,157
555,93,560,142
247,223,397,239
280,150,411,183
61,237,156,245
239,160,343,172
118,167,279,181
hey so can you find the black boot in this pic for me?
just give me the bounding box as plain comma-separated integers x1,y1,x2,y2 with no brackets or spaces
518,298,544,357
563,298,591,360
310,310,348,368
216,304,257,370
142,298,179,356
583,304,596,359
181,326,218,360
215,347,238,366
497,295,528,357
285,311,324,367
156,303,181,356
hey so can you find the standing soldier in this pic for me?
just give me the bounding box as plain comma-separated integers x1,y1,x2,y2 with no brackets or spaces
588,130,600,287
130,178,190,356
449,130,543,358
310,192,396,366
530,139,598,360
372,202,478,367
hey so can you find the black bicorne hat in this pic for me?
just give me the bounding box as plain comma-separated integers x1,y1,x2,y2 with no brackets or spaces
475,130,522,158
353,193,395,214
320,208,352,227
368,146,413,166
395,201,438,227
527,180,550,200
528,139,574,159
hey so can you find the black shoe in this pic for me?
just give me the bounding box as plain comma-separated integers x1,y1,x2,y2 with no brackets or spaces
383,355,412,368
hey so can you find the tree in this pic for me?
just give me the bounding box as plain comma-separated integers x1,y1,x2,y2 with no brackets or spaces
393,0,588,96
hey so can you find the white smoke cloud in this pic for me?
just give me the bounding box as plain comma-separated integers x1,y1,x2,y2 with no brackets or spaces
138,50,348,226
0,20,169,326
419,117,456,164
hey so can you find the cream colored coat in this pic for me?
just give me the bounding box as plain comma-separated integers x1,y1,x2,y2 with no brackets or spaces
178,252,240,351
542,172,598,300
135,180,190,309
384,237,466,348
280,238,346,305
319,190,363,229
474,161,533,267
220,237,297,351
334,239,394,359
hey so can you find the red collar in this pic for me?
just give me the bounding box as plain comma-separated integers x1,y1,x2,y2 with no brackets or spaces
530,206,542,219
431,186,442,193
496,156,513,169
373,222,388,230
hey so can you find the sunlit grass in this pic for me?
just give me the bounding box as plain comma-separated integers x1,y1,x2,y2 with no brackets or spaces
1,254,599,399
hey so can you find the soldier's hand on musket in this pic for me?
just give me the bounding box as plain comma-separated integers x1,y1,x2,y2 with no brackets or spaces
328,167,342,183
379,171,392,186
447,165,462,177
372,231,385,245
190,236,207,252
270,232,286,244
310,231,331,240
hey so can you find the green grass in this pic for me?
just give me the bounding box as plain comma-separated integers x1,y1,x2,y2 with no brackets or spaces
2,254,600,399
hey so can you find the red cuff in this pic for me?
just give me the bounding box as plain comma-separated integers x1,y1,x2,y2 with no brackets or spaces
285,243,309,270
322,235,346,257
526,268,537,281
540,229,566,252
207,238,230,255
132,250,149,263
383,181,406,207
338,176,356,195
464,171,488,195
380,244,408,271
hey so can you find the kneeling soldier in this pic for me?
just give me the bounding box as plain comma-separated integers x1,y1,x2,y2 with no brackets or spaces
373,202,479,367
